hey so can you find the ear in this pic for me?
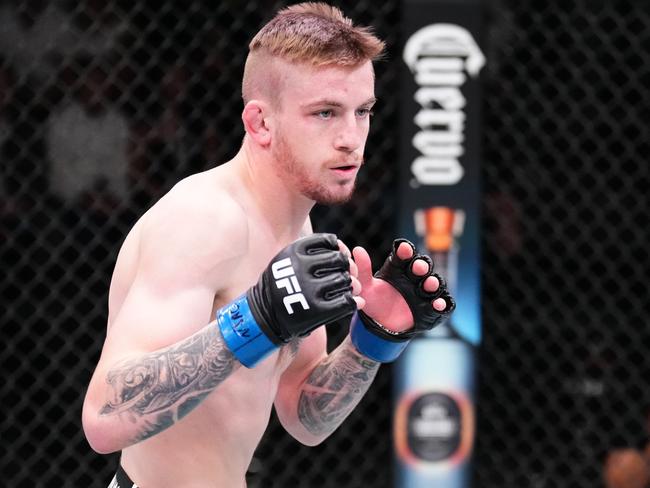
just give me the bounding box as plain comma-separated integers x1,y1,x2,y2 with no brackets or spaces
242,100,272,147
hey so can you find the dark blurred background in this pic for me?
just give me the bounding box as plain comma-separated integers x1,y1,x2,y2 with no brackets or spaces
1,1,648,486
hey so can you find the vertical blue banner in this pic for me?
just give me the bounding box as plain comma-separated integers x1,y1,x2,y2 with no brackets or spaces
394,1,483,487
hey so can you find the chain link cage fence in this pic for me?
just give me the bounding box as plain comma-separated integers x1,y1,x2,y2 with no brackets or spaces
1,0,648,487
478,1,649,487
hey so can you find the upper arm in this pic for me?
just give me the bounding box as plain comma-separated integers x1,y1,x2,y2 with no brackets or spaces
86,187,247,395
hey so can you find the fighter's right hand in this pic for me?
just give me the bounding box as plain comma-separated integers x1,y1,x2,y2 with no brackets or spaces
217,233,356,367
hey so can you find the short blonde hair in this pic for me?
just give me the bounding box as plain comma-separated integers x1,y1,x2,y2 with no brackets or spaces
242,2,385,103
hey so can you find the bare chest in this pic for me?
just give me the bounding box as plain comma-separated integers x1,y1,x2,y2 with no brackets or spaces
213,235,285,305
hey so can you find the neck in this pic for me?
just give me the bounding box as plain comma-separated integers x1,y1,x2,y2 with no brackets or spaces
231,137,314,240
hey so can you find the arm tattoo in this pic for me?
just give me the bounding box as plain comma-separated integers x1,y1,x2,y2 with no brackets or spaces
298,337,379,436
100,322,237,443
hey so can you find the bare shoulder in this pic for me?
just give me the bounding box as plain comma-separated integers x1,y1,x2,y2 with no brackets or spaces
136,170,249,286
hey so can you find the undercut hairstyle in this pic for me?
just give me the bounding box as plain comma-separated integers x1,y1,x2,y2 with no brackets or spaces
242,2,385,104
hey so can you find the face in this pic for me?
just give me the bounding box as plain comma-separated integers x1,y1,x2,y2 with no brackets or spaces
270,60,376,205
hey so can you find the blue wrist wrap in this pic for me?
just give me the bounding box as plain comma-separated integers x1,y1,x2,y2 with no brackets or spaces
350,312,410,363
217,294,278,368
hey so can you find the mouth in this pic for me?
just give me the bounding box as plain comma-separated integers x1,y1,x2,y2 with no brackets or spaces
330,164,360,176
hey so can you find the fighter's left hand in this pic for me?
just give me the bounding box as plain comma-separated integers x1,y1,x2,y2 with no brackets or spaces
352,240,454,333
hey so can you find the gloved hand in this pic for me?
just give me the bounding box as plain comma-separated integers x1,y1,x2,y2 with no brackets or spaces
218,233,356,367
351,238,455,362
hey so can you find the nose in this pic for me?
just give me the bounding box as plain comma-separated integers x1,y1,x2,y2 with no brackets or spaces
334,115,364,153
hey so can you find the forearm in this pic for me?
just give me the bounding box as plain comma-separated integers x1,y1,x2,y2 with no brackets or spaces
84,321,240,453
296,335,379,443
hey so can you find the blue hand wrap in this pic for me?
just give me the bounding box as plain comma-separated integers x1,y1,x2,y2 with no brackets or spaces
350,312,410,362
217,294,278,368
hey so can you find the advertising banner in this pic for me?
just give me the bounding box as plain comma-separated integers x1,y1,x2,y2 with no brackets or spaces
394,1,484,486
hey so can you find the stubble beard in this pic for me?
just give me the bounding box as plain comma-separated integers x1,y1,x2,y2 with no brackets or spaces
272,134,357,206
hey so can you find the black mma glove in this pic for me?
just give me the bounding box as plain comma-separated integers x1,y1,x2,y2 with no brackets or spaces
350,238,455,362
217,233,356,367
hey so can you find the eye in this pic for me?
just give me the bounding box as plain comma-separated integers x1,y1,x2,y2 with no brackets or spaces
315,110,333,119
356,107,374,118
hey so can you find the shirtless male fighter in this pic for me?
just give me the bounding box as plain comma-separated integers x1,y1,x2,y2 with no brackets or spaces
82,3,455,486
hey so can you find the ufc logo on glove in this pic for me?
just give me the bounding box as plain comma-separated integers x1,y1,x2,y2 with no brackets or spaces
217,233,354,368
272,258,311,314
